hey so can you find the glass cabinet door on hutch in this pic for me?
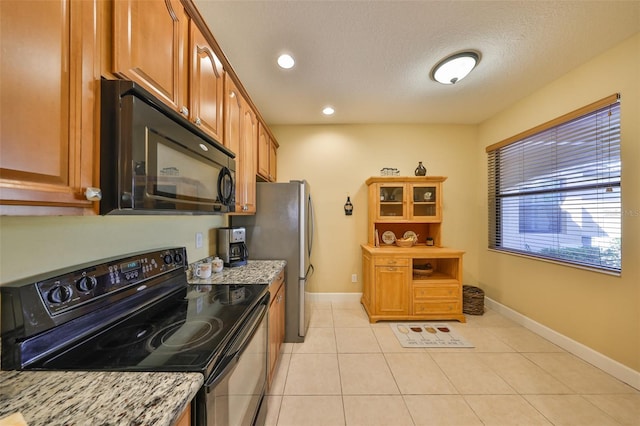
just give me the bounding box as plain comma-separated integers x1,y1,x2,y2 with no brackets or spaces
410,183,441,221
377,184,406,220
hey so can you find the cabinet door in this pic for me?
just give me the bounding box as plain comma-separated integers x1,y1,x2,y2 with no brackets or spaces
268,276,285,386
277,278,286,350
0,0,98,215
410,183,441,221
225,74,257,214
376,183,407,220
239,97,258,213
190,22,224,142
269,138,278,182
257,122,275,181
374,265,409,315
175,404,191,426
113,0,188,113
224,75,241,157
361,252,372,308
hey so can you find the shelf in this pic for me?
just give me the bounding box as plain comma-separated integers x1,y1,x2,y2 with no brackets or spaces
412,271,457,281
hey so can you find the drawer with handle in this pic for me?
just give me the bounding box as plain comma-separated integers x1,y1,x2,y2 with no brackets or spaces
373,257,410,267
413,284,459,299
413,300,461,315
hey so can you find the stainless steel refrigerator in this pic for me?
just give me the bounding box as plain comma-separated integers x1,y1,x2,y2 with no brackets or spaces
232,180,314,343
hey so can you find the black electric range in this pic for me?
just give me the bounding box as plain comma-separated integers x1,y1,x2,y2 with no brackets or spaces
0,246,267,381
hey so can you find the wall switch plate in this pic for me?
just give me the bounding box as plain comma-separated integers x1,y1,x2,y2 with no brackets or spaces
195,232,203,249
351,273,358,283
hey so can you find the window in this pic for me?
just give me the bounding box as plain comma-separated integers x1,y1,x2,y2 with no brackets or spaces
487,94,621,273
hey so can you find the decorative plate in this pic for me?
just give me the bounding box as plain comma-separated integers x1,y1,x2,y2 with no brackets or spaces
381,231,396,245
403,231,417,241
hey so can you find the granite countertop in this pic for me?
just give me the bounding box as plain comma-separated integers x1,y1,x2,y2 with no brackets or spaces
187,259,286,285
0,370,203,426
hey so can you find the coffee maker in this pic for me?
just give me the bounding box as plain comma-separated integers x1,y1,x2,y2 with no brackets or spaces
217,227,249,267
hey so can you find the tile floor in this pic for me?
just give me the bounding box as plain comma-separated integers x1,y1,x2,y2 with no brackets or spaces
264,300,640,426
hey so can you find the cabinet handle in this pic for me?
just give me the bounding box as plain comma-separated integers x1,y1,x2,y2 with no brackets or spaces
242,205,249,211
180,106,189,116
84,187,102,201
387,267,397,271
195,117,202,126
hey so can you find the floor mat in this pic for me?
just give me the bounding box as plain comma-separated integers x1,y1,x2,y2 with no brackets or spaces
390,322,474,348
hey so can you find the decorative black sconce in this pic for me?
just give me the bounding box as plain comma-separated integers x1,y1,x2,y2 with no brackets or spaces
344,196,353,215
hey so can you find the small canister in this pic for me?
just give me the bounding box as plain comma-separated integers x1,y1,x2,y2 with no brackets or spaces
426,237,434,246
212,256,224,273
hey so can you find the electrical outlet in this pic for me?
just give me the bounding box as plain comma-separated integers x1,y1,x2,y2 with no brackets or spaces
195,232,203,249
351,274,358,283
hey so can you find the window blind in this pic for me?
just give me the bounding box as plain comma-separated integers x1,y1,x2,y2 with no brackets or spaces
487,95,621,273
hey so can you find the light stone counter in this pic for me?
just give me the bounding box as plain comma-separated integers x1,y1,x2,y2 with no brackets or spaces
187,259,286,285
0,370,202,426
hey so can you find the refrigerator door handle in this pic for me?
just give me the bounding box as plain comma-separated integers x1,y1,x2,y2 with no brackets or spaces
307,194,315,258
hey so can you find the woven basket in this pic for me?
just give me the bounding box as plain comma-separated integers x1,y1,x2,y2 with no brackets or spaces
395,239,415,248
463,285,485,315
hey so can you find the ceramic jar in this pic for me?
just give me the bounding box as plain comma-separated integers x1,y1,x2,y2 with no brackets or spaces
212,256,224,273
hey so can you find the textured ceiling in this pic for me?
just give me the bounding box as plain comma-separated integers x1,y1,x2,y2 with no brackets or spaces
194,0,640,125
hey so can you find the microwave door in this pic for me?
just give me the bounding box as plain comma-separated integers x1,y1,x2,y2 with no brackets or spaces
142,128,228,212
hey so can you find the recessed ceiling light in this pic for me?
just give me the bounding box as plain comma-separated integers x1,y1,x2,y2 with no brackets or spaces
322,106,335,116
277,54,295,69
431,51,480,85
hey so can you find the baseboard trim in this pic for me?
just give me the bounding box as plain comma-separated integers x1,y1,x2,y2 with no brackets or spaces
485,297,640,391
306,292,639,390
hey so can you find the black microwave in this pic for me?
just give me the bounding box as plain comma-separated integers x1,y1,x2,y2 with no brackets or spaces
100,80,235,215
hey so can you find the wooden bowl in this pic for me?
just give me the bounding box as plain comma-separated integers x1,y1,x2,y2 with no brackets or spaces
413,268,433,277
396,238,415,247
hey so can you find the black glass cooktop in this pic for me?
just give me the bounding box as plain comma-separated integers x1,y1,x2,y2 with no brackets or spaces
36,283,268,375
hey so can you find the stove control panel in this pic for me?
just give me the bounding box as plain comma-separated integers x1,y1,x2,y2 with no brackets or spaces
37,247,187,315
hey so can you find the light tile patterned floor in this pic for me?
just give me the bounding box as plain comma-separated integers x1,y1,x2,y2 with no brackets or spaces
265,301,640,426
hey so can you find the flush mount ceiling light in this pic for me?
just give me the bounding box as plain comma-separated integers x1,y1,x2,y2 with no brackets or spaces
322,106,335,116
431,51,480,85
277,53,295,69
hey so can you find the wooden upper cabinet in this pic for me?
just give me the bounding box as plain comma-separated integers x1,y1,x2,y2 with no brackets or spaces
269,138,278,182
113,2,224,142
238,95,258,214
0,0,99,215
112,0,188,113
257,122,270,179
225,74,256,214
190,22,224,143
224,75,242,157
257,121,277,182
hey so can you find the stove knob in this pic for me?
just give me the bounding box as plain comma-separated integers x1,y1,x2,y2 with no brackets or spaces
174,253,183,264
48,285,72,304
163,254,173,264
76,276,97,292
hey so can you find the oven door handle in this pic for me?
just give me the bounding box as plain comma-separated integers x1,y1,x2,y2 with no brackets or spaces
205,302,267,390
